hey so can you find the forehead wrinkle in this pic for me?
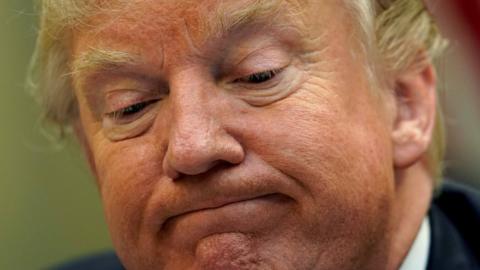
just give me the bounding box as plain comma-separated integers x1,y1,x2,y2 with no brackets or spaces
210,0,308,39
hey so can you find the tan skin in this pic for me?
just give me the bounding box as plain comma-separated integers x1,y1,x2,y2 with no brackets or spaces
72,0,437,269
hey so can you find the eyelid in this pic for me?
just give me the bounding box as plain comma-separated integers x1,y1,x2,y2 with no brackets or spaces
234,52,291,76
103,88,160,114
221,43,292,78
233,68,284,84
234,45,283,65
102,94,162,141
103,105,158,141
105,99,158,119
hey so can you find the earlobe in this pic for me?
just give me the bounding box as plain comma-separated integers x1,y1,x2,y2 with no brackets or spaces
392,63,437,169
73,120,98,178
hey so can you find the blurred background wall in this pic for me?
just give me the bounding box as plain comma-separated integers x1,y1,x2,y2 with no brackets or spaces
0,1,479,270
0,1,112,270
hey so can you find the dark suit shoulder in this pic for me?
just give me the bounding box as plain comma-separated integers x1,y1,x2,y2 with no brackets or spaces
50,251,124,270
428,181,480,270
435,181,480,253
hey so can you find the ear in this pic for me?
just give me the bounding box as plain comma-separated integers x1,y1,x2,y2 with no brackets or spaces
392,60,437,169
73,120,98,178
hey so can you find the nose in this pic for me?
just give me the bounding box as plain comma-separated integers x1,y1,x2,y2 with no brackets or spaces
162,76,245,179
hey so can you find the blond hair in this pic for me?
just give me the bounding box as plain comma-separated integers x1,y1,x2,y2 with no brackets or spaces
348,0,447,182
28,0,446,179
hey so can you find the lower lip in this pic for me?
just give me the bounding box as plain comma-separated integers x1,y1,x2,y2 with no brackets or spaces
161,194,292,246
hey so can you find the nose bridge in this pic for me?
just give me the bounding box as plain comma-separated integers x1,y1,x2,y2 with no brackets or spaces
170,85,215,152
169,68,216,142
163,70,244,179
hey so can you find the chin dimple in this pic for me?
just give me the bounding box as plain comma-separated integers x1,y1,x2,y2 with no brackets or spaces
194,232,265,270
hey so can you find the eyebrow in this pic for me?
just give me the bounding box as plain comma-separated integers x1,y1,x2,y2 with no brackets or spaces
71,47,141,76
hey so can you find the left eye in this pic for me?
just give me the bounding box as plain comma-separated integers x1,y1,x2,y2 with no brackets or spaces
235,69,281,84
106,99,158,120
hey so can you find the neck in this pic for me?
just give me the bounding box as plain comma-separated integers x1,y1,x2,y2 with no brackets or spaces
386,163,434,270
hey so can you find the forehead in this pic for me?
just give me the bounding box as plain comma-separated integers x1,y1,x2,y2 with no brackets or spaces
72,1,283,57
70,0,355,81
73,1,350,51
73,0,348,43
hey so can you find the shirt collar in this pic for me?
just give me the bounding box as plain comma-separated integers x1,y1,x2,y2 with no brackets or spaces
399,217,431,270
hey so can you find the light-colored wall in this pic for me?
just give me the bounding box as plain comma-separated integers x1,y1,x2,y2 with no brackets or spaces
0,1,112,270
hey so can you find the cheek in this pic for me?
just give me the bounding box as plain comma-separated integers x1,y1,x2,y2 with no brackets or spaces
239,90,395,255
92,138,164,252
245,90,393,189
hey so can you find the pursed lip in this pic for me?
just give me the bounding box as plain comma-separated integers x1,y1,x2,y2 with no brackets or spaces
161,192,280,231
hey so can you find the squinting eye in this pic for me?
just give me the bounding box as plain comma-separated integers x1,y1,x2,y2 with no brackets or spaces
106,99,159,120
235,69,282,84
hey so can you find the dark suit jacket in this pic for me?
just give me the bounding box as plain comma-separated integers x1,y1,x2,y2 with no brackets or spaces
52,181,480,270
427,181,480,270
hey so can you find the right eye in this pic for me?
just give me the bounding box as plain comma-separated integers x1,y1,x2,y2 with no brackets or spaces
105,99,159,121
234,69,282,84
102,97,162,141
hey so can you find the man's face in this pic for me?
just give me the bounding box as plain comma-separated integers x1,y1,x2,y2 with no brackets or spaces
73,0,397,269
